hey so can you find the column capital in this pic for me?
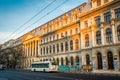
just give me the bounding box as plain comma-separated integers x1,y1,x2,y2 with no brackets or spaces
100,23,104,29
111,20,115,25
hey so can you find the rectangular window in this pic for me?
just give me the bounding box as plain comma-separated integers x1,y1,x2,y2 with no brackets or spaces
95,16,101,25
104,12,111,22
115,8,120,18
97,0,101,6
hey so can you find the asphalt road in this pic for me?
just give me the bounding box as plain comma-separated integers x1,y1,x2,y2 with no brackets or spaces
0,70,120,80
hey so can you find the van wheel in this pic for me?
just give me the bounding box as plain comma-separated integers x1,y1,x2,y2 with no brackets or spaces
43,69,46,72
34,69,36,72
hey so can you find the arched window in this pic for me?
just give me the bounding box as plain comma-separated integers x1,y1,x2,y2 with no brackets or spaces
107,52,114,69
65,57,69,65
96,31,101,44
86,54,90,65
97,53,103,69
106,28,112,42
117,25,120,41
61,57,64,65
75,39,79,50
65,42,68,51
61,43,63,52
85,34,89,47
70,56,74,65
70,40,73,50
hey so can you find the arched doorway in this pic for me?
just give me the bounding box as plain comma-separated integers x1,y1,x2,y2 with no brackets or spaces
107,52,114,69
97,53,103,69
70,56,73,65
86,54,90,65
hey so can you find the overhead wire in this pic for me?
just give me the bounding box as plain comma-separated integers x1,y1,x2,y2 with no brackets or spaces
2,0,57,43
11,0,68,39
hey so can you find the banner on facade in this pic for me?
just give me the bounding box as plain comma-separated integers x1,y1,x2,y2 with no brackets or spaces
82,65,93,71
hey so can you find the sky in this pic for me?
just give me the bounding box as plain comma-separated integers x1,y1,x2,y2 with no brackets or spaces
0,0,87,44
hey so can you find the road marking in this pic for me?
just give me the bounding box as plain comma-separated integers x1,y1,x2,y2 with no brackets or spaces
10,71,79,80
0,78,8,80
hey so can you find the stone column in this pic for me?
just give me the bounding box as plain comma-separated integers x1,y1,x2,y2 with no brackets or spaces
34,40,37,57
91,27,95,47
101,24,105,45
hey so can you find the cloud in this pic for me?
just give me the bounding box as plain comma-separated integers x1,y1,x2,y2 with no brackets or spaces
0,32,12,44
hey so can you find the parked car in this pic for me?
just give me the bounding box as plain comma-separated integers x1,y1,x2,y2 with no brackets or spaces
0,64,5,70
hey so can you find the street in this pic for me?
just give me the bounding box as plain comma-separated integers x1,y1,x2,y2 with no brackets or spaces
0,70,120,80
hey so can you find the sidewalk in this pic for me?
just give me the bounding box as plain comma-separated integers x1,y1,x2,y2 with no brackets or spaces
92,70,120,75
62,70,120,76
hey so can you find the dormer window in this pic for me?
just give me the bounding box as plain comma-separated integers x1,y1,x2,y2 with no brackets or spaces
97,0,101,6
104,0,108,3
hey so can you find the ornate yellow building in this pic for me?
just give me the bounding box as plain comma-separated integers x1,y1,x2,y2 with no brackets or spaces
21,0,120,72
21,32,40,69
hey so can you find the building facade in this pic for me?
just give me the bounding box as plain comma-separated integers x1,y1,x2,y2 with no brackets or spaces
0,0,120,72
38,0,120,71
21,32,41,69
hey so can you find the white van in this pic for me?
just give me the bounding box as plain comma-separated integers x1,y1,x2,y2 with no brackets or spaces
0,64,5,70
